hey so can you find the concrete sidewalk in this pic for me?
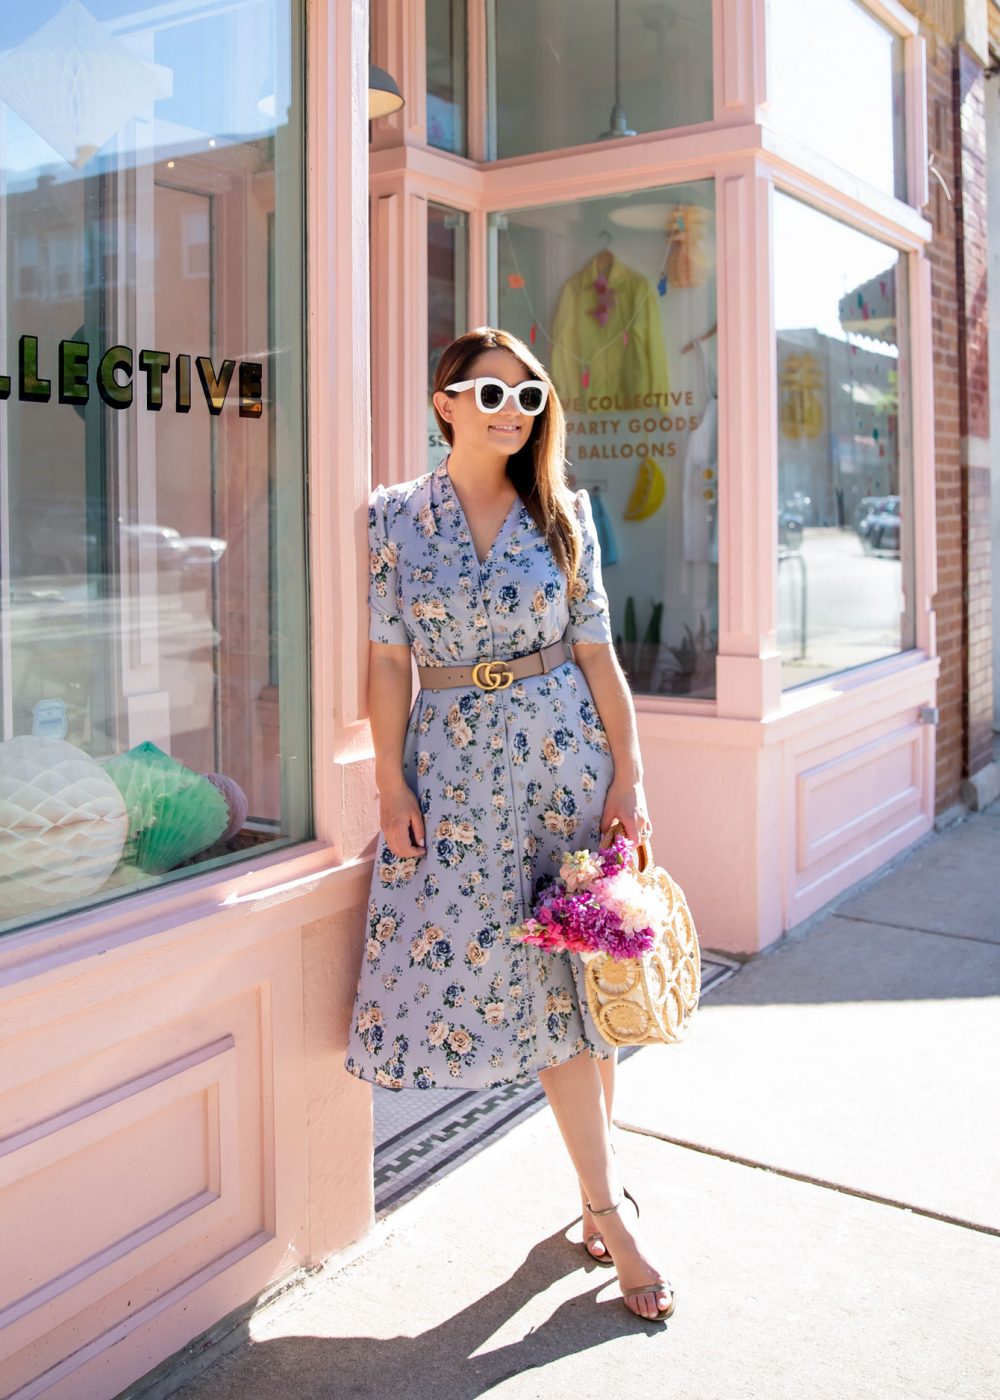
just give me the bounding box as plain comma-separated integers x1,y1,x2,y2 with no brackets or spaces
151,803,1000,1400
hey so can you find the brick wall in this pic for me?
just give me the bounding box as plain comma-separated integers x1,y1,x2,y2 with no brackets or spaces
953,43,995,780
918,9,994,813
925,26,965,811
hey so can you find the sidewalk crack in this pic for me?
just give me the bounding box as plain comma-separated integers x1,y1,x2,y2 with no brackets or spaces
613,1122,1000,1239
831,912,1000,948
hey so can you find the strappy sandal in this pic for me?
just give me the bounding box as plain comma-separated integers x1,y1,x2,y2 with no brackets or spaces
585,1191,675,1322
582,1186,639,1266
581,1139,625,1265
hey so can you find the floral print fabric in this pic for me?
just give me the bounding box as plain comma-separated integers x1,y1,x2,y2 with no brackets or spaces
344,456,616,1091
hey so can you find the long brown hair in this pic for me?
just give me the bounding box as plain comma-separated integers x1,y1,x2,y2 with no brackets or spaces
431,327,582,592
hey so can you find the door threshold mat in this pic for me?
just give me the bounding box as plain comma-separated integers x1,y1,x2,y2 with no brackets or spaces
373,952,739,1215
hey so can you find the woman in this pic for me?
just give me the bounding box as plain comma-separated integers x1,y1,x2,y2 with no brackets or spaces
345,327,673,1322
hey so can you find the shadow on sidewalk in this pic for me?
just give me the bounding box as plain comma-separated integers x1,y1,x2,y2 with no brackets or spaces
178,1228,669,1400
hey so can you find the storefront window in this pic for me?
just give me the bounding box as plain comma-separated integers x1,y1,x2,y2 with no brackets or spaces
774,192,914,687
491,180,718,698
0,0,310,934
487,0,712,161
427,203,468,469
426,0,467,155
768,0,907,201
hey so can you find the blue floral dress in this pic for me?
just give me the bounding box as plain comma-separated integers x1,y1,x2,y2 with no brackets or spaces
344,456,617,1091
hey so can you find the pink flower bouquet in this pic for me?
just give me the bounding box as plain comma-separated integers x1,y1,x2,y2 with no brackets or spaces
508,830,669,962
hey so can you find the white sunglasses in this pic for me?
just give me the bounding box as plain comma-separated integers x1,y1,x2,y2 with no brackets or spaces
444,376,550,416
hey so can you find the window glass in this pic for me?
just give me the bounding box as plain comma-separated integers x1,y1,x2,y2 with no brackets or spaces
768,0,907,200
774,192,914,687
427,203,468,469
0,0,310,935
492,180,718,698
487,0,712,161
426,0,467,155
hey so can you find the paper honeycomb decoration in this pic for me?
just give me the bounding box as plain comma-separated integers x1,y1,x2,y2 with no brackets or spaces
102,741,230,875
203,771,249,841
0,735,128,916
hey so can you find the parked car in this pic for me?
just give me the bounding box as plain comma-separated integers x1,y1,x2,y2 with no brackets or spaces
858,495,901,554
778,497,805,550
854,494,892,534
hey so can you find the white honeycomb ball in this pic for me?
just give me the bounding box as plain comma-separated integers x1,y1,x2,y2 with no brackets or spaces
0,736,128,917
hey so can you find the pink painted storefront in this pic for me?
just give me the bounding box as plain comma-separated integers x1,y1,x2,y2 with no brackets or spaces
0,2,940,1395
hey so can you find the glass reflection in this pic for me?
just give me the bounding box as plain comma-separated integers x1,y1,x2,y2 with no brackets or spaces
768,0,907,200
0,1,309,933
774,192,915,687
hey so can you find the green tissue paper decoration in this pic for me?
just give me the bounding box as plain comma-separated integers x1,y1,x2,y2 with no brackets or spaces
103,741,229,874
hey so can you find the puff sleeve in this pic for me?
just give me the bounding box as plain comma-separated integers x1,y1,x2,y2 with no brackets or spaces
367,483,410,646
566,488,614,646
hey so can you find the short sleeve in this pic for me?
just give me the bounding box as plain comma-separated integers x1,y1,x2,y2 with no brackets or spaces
367,483,410,646
566,489,614,646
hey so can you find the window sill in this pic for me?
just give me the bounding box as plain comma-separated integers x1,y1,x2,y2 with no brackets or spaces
634,649,938,746
0,837,376,998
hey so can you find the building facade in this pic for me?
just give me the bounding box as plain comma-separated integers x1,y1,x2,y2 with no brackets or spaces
0,2,993,1396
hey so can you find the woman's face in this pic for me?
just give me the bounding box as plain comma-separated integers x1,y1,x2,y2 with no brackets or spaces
434,348,542,459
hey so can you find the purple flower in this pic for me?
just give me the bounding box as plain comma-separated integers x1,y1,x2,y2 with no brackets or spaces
598,923,657,959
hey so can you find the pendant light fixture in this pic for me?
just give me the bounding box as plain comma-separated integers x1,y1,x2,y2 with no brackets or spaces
368,65,404,120
597,0,636,141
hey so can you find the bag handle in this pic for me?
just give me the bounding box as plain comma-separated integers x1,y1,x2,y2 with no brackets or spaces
600,816,652,873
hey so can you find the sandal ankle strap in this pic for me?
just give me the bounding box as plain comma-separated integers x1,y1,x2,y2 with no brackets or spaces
586,1191,624,1217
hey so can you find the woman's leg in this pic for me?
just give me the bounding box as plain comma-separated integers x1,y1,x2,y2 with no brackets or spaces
597,1049,617,1127
538,1050,670,1318
578,1052,616,1259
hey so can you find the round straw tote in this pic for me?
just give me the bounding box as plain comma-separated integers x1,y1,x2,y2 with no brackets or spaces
581,818,702,1047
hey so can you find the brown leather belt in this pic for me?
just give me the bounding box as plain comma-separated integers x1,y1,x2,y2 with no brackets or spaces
417,636,575,691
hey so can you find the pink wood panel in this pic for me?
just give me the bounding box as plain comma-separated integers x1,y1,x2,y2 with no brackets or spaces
0,942,294,1395
714,0,766,123
905,32,930,211
634,657,938,953
0,1041,238,1353
635,731,783,955
307,0,380,856
368,143,484,209
760,128,930,248
909,250,937,657
301,907,376,1260
466,0,489,163
479,124,757,198
783,702,935,928
369,0,426,153
796,720,924,873
715,161,783,721
369,176,430,491
864,0,921,35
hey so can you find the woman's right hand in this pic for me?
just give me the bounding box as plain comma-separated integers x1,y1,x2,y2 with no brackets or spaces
377,777,427,858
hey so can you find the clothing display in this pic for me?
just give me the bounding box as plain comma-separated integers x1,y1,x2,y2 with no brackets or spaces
589,487,619,565
345,459,617,1090
682,334,718,565
550,253,670,406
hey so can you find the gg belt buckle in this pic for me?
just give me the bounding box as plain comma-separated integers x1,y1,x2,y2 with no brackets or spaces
471,658,514,691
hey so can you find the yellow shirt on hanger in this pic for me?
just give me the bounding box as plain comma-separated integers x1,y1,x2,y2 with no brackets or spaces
550,253,670,410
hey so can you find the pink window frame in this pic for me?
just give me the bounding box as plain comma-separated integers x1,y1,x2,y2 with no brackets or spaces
368,0,935,729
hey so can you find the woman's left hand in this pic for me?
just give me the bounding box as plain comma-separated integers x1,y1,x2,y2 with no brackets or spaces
599,778,652,846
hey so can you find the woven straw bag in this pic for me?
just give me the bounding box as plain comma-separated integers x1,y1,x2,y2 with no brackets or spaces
581,818,701,1047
